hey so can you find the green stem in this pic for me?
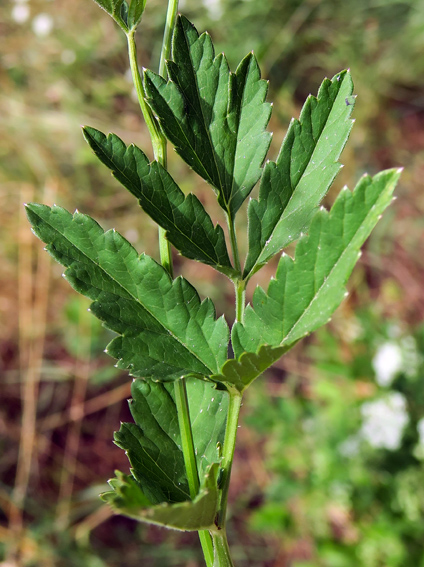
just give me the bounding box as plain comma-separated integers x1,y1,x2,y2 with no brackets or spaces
217,391,242,529
173,379,214,567
159,0,179,77
227,214,241,274
126,30,173,275
235,279,246,324
211,530,235,567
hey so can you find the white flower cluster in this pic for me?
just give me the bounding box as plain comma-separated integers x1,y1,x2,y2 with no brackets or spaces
360,392,409,450
372,337,420,387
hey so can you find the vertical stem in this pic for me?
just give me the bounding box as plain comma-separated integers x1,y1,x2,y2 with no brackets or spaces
217,391,243,529
227,214,241,273
235,279,246,324
127,30,173,274
211,530,236,567
159,0,179,78
173,379,214,567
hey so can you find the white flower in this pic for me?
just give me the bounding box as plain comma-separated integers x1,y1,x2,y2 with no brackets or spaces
32,13,54,37
360,392,409,450
12,4,30,24
201,0,223,20
372,342,403,387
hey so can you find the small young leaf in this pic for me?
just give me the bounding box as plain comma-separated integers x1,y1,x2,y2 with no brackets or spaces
234,169,401,361
91,0,128,31
83,127,236,277
102,463,220,531
25,204,229,381
144,15,272,217
243,70,355,279
127,0,146,29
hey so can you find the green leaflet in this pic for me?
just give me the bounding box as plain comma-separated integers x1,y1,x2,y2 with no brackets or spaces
144,15,272,217
91,0,145,30
113,378,227,503
103,465,220,531
25,204,229,381
243,70,355,279
101,378,226,530
83,127,236,277
223,169,401,392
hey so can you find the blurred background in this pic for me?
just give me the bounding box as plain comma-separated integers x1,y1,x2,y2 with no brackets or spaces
1,0,424,565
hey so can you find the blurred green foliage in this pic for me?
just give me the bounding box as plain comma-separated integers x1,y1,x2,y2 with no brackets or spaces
2,0,424,565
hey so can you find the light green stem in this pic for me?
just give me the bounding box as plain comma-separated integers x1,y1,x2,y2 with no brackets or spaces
159,0,179,77
126,30,173,275
173,379,214,567
227,214,241,274
217,391,242,530
235,279,246,324
211,530,235,567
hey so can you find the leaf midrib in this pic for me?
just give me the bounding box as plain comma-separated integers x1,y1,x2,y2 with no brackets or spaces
35,208,215,375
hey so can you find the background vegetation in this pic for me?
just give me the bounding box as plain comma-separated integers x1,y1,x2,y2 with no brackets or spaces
1,0,424,565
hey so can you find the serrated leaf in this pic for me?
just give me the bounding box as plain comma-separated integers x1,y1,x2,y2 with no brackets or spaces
83,127,236,277
26,204,229,381
144,15,272,217
101,378,226,530
233,170,401,365
102,464,220,531
243,70,355,279
186,378,229,472
211,344,288,394
115,380,190,504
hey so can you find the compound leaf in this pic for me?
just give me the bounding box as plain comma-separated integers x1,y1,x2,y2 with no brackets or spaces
243,70,355,279
26,204,229,381
144,15,272,217
227,169,401,392
83,127,236,277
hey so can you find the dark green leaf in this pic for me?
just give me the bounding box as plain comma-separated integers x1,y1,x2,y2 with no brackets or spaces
83,127,236,277
144,15,272,217
26,204,229,381
243,70,355,279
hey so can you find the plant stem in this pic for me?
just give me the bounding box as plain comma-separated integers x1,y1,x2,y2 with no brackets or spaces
159,0,179,78
235,279,246,324
126,30,173,275
211,530,235,567
173,379,214,567
217,391,243,529
227,214,241,274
